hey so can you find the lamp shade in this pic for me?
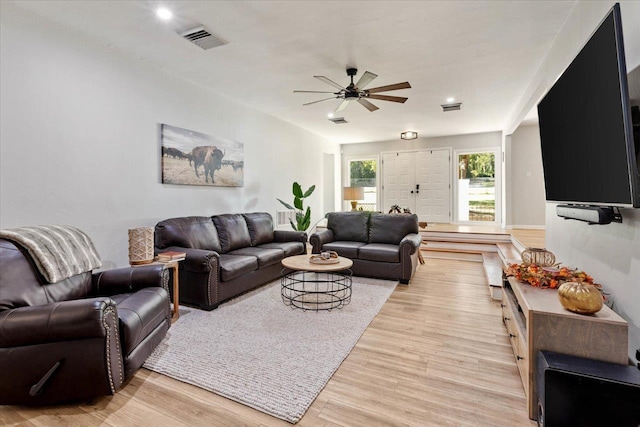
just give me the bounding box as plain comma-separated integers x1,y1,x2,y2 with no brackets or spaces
343,187,364,200
128,227,154,265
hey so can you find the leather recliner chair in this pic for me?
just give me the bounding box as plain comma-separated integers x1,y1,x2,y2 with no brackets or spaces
0,239,171,405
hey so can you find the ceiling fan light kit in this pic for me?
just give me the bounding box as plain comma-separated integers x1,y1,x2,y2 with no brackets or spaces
401,131,418,140
294,68,411,114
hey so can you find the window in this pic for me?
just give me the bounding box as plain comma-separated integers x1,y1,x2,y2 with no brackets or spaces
457,151,496,222
347,158,378,211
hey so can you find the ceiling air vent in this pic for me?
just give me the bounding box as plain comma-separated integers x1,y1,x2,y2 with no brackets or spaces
441,102,462,112
328,117,348,124
178,26,227,50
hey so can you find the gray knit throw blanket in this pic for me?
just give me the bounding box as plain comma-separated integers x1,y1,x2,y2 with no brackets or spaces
0,225,102,283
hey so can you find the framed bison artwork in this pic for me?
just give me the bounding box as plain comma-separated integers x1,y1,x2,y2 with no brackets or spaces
161,123,244,187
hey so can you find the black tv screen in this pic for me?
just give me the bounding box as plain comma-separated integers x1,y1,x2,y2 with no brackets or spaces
537,4,639,208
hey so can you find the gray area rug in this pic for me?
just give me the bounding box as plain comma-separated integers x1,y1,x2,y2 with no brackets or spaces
143,276,397,423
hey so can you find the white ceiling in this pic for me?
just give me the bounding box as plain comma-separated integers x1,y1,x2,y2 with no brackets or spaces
11,0,577,143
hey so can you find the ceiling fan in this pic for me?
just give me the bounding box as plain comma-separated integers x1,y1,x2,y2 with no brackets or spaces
294,68,411,113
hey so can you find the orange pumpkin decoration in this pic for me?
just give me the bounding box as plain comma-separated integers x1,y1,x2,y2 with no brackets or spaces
557,281,603,314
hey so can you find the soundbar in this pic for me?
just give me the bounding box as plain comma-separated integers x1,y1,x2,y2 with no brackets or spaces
556,205,623,225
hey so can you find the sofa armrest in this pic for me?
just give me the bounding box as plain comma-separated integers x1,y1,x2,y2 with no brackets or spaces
399,233,422,255
161,246,220,273
274,230,307,244
0,297,117,348
0,297,125,402
92,264,167,296
309,229,335,254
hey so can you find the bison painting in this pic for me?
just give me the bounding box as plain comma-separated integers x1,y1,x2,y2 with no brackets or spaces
192,146,225,183
223,160,244,171
163,147,186,159
161,123,243,187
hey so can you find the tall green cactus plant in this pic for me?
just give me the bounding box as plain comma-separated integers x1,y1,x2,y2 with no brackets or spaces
277,182,315,231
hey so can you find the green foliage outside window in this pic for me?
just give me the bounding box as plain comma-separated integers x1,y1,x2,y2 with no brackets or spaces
350,160,377,187
460,153,495,178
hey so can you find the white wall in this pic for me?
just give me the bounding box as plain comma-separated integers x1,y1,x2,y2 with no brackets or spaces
503,134,512,227
507,125,546,228
0,3,338,268
341,131,502,157
508,0,640,361
341,131,503,221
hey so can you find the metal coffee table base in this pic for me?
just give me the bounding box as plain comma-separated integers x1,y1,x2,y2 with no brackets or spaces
281,270,352,311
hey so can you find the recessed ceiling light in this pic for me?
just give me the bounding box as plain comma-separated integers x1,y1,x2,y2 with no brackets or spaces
327,113,334,118
156,7,173,20
446,97,455,103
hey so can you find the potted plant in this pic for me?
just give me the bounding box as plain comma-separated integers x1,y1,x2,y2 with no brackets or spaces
277,182,315,231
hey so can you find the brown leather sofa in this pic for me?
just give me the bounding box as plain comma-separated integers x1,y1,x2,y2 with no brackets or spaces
154,212,307,311
310,212,422,284
0,239,171,406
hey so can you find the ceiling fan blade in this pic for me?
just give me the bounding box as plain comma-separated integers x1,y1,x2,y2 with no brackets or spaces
303,97,338,106
355,71,378,90
294,90,338,94
357,98,379,112
314,76,346,90
334,99,350,113
366,82,412,94
367,94,408,103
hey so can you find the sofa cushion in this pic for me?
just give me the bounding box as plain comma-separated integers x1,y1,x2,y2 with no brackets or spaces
110,287,169,356
369,213,419,245
321,241,366,259
212,214,252,253
227,247,283,268
218,254,258,281
242,213,275,246
358,243,400,263
327,212,370,242
259,241,305,257
155,216,221,252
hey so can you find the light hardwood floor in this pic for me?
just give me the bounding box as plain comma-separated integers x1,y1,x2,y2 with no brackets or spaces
0,258,536,427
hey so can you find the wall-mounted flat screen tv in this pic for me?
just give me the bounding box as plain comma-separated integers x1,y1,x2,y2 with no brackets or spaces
537,3,639,208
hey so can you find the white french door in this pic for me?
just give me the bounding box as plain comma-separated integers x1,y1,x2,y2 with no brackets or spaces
382,152,413,211
382,149,451,223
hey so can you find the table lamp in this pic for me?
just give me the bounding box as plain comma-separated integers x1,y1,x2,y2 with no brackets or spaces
343,187,365,211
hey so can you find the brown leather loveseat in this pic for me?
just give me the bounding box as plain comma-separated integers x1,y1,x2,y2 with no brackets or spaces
310,212,422,284
0,238,171,406
154,212,307,311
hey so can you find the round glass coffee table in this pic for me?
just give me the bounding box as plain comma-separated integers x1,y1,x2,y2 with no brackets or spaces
281,254,353,311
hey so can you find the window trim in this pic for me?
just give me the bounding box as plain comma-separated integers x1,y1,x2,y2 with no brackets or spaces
452,147,502,225
343,155,380,212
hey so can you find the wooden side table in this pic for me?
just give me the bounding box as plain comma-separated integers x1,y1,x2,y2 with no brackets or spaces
158,259,181,321
132,259,182,321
